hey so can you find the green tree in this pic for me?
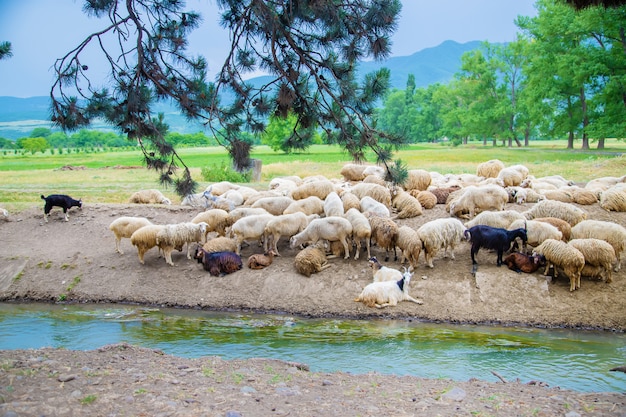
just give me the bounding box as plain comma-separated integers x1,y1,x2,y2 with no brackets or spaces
50,0,405,196
262,112,298,152
0,41,11,60
17,137,49,154
30,128,52,138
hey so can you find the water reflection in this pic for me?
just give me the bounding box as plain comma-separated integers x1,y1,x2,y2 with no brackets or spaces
0,302,624,393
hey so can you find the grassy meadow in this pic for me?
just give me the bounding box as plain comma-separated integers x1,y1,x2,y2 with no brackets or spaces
1,140,625,211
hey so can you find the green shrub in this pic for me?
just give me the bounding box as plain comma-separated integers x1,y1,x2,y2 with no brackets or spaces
201,161,251,183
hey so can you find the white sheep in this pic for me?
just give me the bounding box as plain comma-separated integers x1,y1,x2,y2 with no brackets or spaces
283,196,325,216
476,159,505,178
344,208,371,260
202,189,236,212
191,209,231,238
221,189,245,206
234,186,261,204
340,163,369,181
417,218,466,268
571,219,626,272
360,196,390,217
289,180,337,201
584,175,626,196
250,196,294,215
130,224,167,264
411,190,437,209
365,212,399,262
349,183,392,208
201,236,238,254
570,187,598,205
263,212,318,256
227,207,270,225
532,239,585,292
128,189,171,205
599,183,626,212
568,238,617,284
354,268,423,308
507,219,562,252
156,222,208,266
0,207,8,221
404,169,432,192
540,189,574,203
463,210,526,230
448,185,509,219
505,186,545,204
204,181,239,196
181,193,209,208
533,217,572,241
294,242,332,277
323,191,344,217
243,190,284,206
497,167,526,187
339,191,362,213
230,213,276,255
523,199,587,226
289,216,353,260
368,256,402,282
269,177,299,195
396,225,422,270
391,188,423,219
109,216,154,255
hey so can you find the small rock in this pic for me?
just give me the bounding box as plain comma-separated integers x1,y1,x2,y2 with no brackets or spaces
565,412,581,417
241,386,256,394
322,380,333,386
225,411,243,417
421,275,428,280
57,374,77,382
441,386,466,402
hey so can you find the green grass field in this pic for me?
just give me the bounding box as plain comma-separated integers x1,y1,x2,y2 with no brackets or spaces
1,140,625,210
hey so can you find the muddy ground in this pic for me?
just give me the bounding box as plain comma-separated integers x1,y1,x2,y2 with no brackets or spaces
0,201,625,416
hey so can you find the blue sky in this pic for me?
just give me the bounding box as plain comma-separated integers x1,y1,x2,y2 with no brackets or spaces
0,0,537,98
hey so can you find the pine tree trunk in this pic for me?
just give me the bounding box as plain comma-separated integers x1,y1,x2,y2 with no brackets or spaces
597,138,605,149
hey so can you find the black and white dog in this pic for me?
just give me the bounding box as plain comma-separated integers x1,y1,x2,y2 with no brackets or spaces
40,194,82,222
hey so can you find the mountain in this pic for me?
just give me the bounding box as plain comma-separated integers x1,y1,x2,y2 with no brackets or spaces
0,40,482,140
357,40,483,90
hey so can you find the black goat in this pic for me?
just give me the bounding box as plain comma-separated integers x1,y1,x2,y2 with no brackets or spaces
464,225,527,267
194,247,242,276
503,252,546,273
41,194,82,222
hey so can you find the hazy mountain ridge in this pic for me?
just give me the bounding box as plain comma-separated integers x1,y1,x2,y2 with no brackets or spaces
0,40,483,140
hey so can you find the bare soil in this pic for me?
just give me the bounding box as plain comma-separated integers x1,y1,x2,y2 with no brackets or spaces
1,201,625,416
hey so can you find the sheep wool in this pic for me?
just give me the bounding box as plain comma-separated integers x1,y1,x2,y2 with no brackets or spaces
109,216,153,255
417,218,466,268
128,189,171,205
396,225,422,270
532,239,585,292
289,180,337,201
354,270,423,308
403,169,432,192
294,243,331,277
191,209,230,238
283,196,325,216
412,190,437,209
599,183,626,212
156,222,208,266
476,159,505,179
568,238,617,284
290,216,353,260
464,210,526,230
571,219,626,272
202,236,238,254
391,189,423,219
130,224,167,265
365,212,399,262
523,199,587,227
344,208,372,260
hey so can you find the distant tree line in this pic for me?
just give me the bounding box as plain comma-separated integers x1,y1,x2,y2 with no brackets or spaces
0,126,225,154
376,0,626,149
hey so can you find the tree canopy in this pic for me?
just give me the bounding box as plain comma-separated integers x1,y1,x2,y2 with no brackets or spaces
50,0,405,196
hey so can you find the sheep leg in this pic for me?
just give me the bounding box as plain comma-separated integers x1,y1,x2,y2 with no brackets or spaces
470,244,480,265
496,249,503,267
319,263,332,272
115,238,123,255
341,238,351,260
405,295,424,305
272,234,281,257
137,247,146,265
163,248,175,266
353,239,361,260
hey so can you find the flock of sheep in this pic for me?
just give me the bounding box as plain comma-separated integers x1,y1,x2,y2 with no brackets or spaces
108,159,626,307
